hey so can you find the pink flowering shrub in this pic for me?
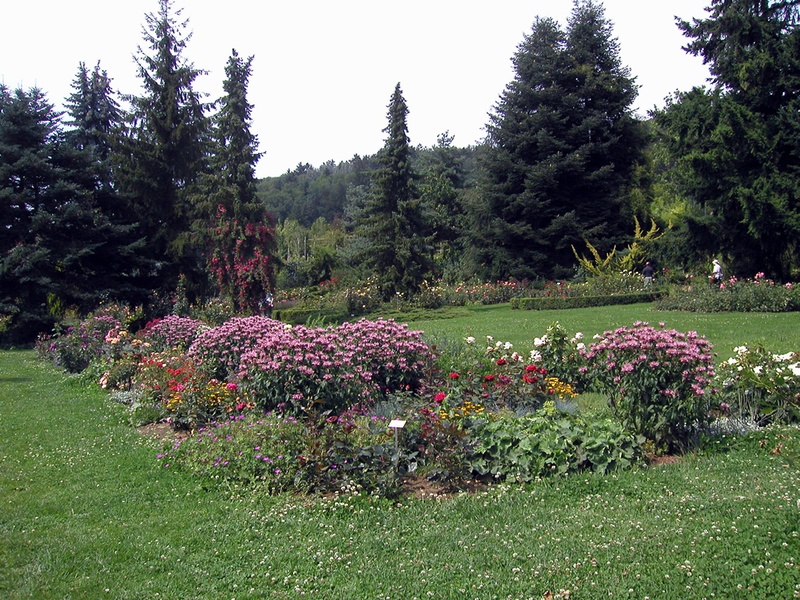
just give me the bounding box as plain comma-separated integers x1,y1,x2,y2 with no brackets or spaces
139,315,208,351
582,321,715,452
238,318,436,416
187,316,288,379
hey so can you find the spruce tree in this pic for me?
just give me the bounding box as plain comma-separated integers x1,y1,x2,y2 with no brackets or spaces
202,50,277,312
0,87,142,340
114,0,211,295
419,132,464,277
62,62,155,305
201,50,263,222
471,0,644,280
358,83,432,300
64,62,121,165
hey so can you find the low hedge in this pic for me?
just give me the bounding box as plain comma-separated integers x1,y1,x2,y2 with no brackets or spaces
271,306,349,325
510,291,664,311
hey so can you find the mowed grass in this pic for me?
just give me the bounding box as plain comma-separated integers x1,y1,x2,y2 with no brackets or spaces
407,303,800,358
1,306,799,599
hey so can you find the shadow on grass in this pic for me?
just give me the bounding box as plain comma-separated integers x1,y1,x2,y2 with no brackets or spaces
0,376,33,383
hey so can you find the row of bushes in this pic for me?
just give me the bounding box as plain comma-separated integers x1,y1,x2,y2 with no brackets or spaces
272,271,800,322
510,291,664,310
655,274,799,312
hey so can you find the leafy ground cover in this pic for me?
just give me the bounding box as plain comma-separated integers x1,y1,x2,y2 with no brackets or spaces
2,307,800,598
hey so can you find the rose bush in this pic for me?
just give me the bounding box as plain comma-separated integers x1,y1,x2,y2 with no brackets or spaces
714,345,800,425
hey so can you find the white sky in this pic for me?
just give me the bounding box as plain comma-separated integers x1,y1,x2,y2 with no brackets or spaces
2,1,712,178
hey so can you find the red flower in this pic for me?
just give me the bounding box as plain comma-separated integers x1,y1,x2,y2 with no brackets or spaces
484,374,495,382
449,372,460,380
496,358,507,366
434,392,446,404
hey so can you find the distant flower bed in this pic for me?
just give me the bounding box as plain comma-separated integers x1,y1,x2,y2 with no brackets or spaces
655,273,799,312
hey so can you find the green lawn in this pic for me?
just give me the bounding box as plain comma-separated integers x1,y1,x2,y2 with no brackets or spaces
407,303,800,358
2,307,800,599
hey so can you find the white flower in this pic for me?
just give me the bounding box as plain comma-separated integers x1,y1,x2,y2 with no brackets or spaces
465,336,476,345
530,350,542,362
593,334,603,340
511,351,522,362
754,366,763,375
790,363,800,377
727,357,738,365
734,345,748,355
534,336,547,347
774,352,794,362
576,342,586,351
495,340,503,348
574,332,584,340
486,335,494,343
504,341,513,350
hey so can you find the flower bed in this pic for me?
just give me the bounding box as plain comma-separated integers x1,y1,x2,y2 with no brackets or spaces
36,308,800,498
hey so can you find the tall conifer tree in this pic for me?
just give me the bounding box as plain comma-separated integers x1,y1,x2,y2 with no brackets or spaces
471,0,644,280
657,0,800,278
357,83,432,300
203,50,277,312
114,0,210,294
0,86,146,340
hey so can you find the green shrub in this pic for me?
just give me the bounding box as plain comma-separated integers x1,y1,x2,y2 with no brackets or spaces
271,306,348,325
189,296,236,326
510,291,662,310
158,413,308,493
579,271,651,295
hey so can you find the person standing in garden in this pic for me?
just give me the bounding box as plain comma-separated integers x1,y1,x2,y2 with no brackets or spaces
711,258,723,283
642,261,654,287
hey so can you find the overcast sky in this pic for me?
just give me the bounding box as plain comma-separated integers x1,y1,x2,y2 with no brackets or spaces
2,1,713,177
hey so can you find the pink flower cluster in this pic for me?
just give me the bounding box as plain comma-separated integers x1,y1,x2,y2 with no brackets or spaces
140,315,208,351
190,317,435,415
584,321,715,400
187,316,287,378
582,321,716,449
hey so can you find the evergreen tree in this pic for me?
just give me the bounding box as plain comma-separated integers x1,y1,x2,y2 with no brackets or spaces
64,62,121,166
0,87,65,335
202,49,277,312
357,83,432,300
471,1,645,280
0,87,144,340
659,0,800,279
419,132,465,278
114,0,211,295
62,63,155,305
201,49,263,222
